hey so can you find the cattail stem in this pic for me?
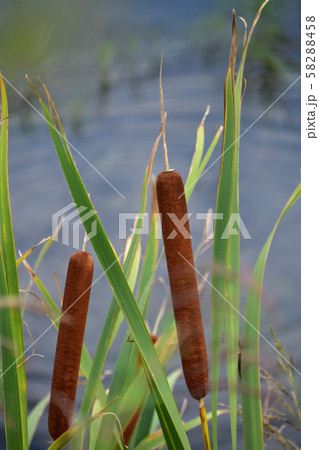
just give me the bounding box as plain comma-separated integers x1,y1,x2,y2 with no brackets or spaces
159,54,170,171
199,397,211,450
82,230,88,252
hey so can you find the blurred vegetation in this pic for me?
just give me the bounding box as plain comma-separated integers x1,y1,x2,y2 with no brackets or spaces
261,327,300,449
0,0,300,128
192,0,300,96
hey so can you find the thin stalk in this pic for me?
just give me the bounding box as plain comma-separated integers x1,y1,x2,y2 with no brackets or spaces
199,398,211,450
159,54,170,171
82,230,88,252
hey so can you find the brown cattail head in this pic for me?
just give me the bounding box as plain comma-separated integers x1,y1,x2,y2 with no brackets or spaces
156,171,209,400
48,251,94,441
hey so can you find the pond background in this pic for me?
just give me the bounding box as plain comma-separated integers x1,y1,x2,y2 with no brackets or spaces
0,0,300,448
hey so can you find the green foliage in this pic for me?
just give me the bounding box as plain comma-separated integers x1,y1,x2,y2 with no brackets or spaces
241,184,300,450
0,75,28,450
29,79,192,450
28,394,50,446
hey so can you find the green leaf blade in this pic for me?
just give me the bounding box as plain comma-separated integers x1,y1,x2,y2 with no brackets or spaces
241,184,300,450
0,74,28,450
211,62,238,450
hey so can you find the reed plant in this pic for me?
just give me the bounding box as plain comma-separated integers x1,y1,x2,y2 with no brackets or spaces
0,2,300,448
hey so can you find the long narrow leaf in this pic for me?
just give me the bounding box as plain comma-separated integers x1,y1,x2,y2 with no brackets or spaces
185,106,209,191
69,130,160,450
184,116,223,201
224,12,240,450
241,184,300,450
0,74,28,450
28,393,50,445
211,13,238,450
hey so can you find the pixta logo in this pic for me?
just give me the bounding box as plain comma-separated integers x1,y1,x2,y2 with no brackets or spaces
118,212,251,240
52,203,97,249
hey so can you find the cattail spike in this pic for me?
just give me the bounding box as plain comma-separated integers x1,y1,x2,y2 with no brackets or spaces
48,251,94,441
156,171,209,400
